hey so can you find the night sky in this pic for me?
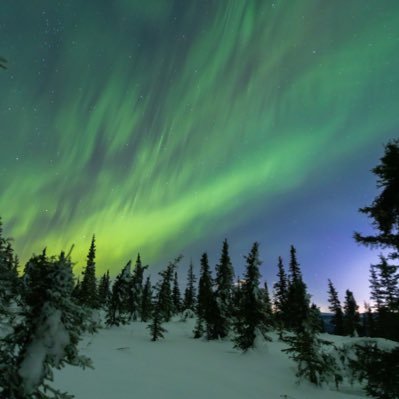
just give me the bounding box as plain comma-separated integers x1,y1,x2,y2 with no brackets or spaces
1,1,399,310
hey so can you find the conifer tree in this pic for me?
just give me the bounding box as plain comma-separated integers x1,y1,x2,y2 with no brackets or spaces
214,239,234,338
262,281,273,323
273,256,288,329
147,299,167,342
129,254,147,320
309,303,324,333
183,261,196,312
343,289,360,336
233,243,271,351
172,271,181,314
157,256,181,322
97,270,111,308
0,250,95,398
327,279,344,335
106,261,132,326
369,255,399,340
141,276,153,322
286,246,310,332
282,328,340,387
195,253,220,339
354,139,399,260
80,235,98,308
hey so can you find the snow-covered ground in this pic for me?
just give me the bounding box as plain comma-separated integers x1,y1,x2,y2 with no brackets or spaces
52,317,373,399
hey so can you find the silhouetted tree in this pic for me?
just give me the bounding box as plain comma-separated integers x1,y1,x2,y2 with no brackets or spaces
286,246,310,332
141,276,153,322
172,271,181,314
214,239,234,338
80,235,98,308
327,279,344,335
354,139,399,260
343,289,360,336
106,261,131,326
233,243,271,351
183,261,196,312
273,256,288,329
129,254,147,320
97,270,111,308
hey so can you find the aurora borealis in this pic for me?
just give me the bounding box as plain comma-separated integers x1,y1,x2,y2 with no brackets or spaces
1,1,399,308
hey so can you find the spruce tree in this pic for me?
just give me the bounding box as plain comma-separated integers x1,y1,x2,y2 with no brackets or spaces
172,271,181,314
262,281,273,321
343,289,360,336
97,270,111,308
80,235,98,308
273,256,288,329
0,250,95,398
195,253,220,339
141,276,153,322
369,255,399,340
354,139,399,260
286,246,310,332
157,256,181,322
129,253,147,320
233,243,271,351
106,261,132,326
327,279,344,335
147,300,167,342
183,261,196,312
214,239,234,338
282,328,340,387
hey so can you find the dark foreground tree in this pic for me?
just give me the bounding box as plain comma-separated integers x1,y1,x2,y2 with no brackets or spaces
354,139,399,260
183,261,196,312
97,270,111,308
214,239,234,338
273,256,288,330
233,243,271,351
286,245,310,332
0,251,95,398
350,342,399,399
282,327,341,387
327,279,344,335
106,261,132,326
79,235,97,308
343,289,360,336
147,300,167,342
141,276,153,322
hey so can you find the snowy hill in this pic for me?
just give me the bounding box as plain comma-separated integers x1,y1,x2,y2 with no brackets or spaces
53,317,370,399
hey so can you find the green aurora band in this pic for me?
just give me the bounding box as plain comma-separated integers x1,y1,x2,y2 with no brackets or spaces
1,1,399,273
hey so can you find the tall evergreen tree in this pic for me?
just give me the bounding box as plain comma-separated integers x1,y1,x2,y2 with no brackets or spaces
183,261,196,312
233,243,271,351
147,299,167,342
214,239,234,338
106,261,132,326
327,279,344,335
273,256,288,329
141,276,153,322
80,235,98,308
172,271,181,314
369,255,399,340
343,289,360,336
157,256,181,322
195,253,219,339
129,253,147,320
354,139,399,260
262,281,273,321
97,270,111,308
286,246,310,332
